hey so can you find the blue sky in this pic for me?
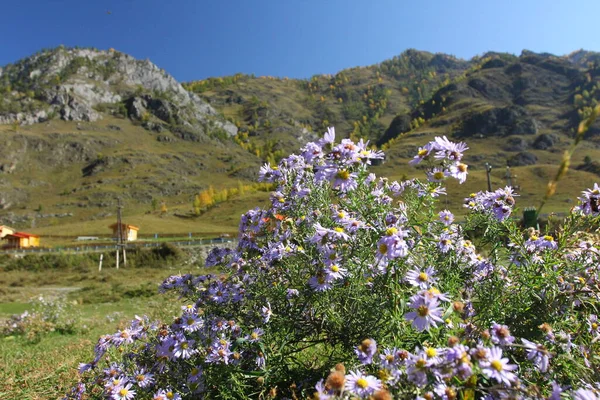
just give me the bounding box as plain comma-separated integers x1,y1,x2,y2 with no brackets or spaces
2,0,599,81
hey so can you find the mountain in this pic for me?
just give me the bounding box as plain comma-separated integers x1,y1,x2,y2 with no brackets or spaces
0,47,261,232
1,47,600,234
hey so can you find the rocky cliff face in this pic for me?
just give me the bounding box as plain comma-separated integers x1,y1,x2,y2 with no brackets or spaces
0,47,236,136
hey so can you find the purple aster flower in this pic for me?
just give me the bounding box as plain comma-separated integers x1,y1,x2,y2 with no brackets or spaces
105,376,128,391
319,126,336,147
110,328,135,346
153,389,182,400
406,353,430,387
427,167,449,183
187,366,203,384
548,382,563,400
112,383,136,400
308,274,333,291
409,142,436,166
479,347,518,385
261,302,273,323
434,382,459,400
313,379,333,400
78,363,93,374
490,322,515,346
573,388,600,400
205,338,233,364
181,313,203,332
258,163,282,183
588,314,600,336
574,183,600,216
521,338,551,372
255,351,266,369
355,338,377,365
439,210,454,226
331,168,359,192
246,328,264,343
377,230,409,261
301,142,325,164
438,233,454,253
379,348,401,368
286,288,299,299
173,335,196,359
405,266,438,289
433,136,468,161
449,162,469,183
344,370,382,398
405,294,444,331
132,369,154,388
324,264,348,280
538,235,558,250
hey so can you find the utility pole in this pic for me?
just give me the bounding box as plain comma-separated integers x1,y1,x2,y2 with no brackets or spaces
116,198,126,269
485,163,493,192
504,165,512,187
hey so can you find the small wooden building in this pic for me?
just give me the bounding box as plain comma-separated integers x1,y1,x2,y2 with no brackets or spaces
0,225,16,239
109,223,139,242
3,231,40,249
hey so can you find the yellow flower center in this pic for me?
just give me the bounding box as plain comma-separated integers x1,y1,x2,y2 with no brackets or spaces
592,323,598,330
386,354,395,362
416,358,427,368
167,392,175,399
386,227,398,236
491,360,503,371
418,149,428,157
429,287,441,295
336,170,350,180
356,378,368,389
338,212,346,219
251,332,259,340
181,342,188,349
219,339,227,346
191,367,199,376
331,265,340,272
433,171,445,180
119,388,129,396
425,347,437,357
136,374,144,381
334,227,345,233
378,369,390,381
530,235,539,241
458,163,467,172
418,272,428,282
417,305,429,317
544,235,554,241
187,318,194,325
379,243,388,254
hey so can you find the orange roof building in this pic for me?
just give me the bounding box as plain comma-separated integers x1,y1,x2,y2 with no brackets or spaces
0,225,16,239
2,231,40,249
109,223,139,242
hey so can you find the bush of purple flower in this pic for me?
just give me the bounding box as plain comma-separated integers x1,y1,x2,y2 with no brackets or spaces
1,296,83,343
67,128,600,399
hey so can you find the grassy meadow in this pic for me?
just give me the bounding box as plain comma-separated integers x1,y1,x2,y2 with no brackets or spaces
0,248,211,400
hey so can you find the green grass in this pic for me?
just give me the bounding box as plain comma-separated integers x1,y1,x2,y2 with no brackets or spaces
0,296,181,399
0,258,207,399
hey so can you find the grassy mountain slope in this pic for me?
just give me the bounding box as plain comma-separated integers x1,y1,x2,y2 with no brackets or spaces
1,47,600,238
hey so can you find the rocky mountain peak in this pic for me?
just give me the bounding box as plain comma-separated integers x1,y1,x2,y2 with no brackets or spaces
0,47,236,136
